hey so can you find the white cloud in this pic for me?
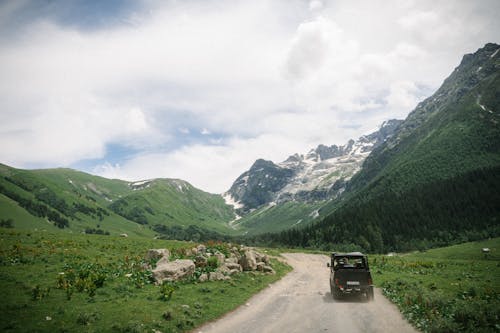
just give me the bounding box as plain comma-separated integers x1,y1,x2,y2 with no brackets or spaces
309,1,323,12
386,81,420,117
1,0,499,192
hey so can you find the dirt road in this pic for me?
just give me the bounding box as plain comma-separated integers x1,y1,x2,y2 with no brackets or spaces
196,253,417,333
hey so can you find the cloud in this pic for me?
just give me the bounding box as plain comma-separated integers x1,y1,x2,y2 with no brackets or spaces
1,0,499,192
309,1,323,12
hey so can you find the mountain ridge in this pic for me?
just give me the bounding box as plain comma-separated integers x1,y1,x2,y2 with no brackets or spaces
224,119,402,214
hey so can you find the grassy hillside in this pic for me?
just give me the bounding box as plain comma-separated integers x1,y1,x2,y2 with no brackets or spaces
0,228,290,333
0,164,236,237
371,237,500,332
109,179,236,234
235,201,325,235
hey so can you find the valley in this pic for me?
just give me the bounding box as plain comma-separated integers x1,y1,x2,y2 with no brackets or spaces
0,39,499,333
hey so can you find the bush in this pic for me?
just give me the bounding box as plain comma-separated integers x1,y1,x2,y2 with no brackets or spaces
0,219,14,228
159,282,177,301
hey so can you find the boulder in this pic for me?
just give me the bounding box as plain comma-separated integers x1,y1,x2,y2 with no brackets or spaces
239,249,257,271
214,251,226,265
198,273,208,282
197,244,207,254
256,262,265,272
146,249,170,261
152,259,195,283
209,271,230,281
224,262,242,272
263,265,275,274
156,256,170,267
225,254,239,264
195,255,208,268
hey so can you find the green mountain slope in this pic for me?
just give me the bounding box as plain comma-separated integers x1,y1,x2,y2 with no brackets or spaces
0,164,236,236
233,201,325,235
109,179,236,234
260,43,500,251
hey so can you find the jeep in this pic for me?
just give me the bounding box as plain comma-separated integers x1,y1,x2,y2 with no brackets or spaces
327,252,374,301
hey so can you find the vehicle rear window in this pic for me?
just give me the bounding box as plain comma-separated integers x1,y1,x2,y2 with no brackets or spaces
333,256,366,269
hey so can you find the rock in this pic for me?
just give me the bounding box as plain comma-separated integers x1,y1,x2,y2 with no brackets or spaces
146,249,170,261
256,262,265,272
152,259,195,283
119,233,128,237
197,244,207,254
253,251,269,264
209,271,230,281
156,256,170,267
261,254,270,265
239,249,257,271
191,247,198,255
224,262,242,272
195,255,208,268
225,255,239,264
214,251,226,265
263,265,275,274
219,263,241,276
198,273,208,282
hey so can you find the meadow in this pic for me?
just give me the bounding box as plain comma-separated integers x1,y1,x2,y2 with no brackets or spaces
371,238,500,332
0,229,291,333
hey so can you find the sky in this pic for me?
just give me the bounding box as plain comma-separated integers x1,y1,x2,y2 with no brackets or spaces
0,0,499,193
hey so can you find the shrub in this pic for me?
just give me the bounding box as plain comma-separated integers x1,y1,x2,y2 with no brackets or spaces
159,282,177,301
207,256,219,269
0,219,14,228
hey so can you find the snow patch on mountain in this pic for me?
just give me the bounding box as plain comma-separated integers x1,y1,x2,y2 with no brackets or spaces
223,192,244,209
224,119,403,212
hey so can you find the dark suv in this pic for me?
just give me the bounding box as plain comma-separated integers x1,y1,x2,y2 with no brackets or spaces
327,252,374,301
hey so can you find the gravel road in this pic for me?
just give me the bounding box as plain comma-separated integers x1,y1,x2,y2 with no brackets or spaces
196,253,417,333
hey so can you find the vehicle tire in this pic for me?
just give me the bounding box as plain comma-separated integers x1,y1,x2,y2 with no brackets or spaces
332,288,340,300
367,286,374,301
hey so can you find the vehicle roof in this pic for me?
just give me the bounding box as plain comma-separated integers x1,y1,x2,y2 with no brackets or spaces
332,252,365,257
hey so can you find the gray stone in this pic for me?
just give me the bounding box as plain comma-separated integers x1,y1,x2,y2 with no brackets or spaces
152,259,195,283
209,271,230,281
256,262,265,272
239,249,257,271
263,265,275,274
214,251,226,265
146,249,170,261
198,273,208,282
195,255,208,267
197,244,207,254
224,262,242,272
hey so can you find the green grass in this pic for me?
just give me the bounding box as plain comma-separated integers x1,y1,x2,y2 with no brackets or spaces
236,201,324,235
371,238,500,332
0,228,291,332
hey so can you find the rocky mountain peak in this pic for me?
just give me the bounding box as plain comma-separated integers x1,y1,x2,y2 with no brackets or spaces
225,119,402,213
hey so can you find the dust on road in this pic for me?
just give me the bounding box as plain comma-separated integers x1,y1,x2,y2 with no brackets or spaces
196,253,417,333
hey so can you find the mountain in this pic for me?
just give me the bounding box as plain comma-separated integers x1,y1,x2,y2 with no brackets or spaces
262,43,500,251
225,119,402,213
222,120,402,235
0,164,235,236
